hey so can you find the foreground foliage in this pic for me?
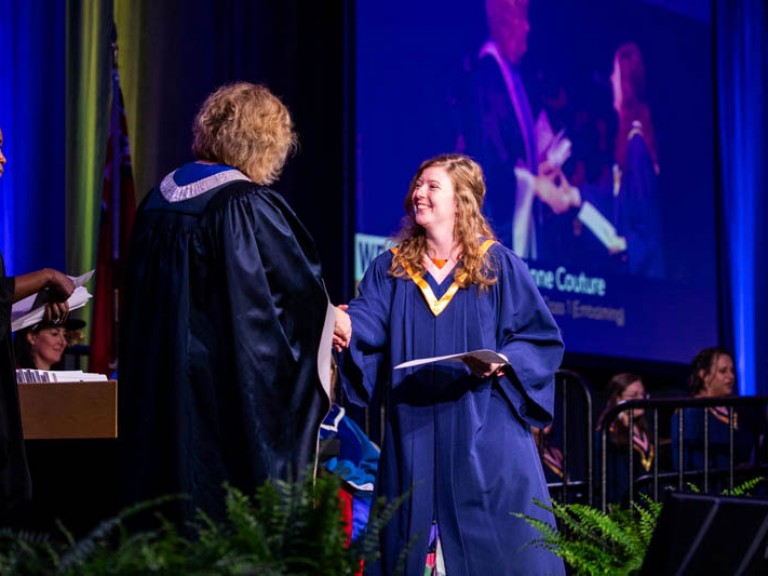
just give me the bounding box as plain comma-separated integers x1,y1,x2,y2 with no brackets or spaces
516,495,661,576
0,474,393,575
517,477,765,576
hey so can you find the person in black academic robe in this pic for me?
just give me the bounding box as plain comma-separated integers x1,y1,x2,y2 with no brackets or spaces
339,154,565,575
0,126,76,524
118,83,342,527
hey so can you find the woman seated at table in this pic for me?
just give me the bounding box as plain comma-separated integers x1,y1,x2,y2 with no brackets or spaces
14,319,84,371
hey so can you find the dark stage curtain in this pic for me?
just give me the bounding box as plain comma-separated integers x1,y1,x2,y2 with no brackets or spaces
114,0,352,301
716,0,768,395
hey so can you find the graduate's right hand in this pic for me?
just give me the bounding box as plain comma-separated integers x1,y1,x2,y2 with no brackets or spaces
463,356,505,379
333,305,351,351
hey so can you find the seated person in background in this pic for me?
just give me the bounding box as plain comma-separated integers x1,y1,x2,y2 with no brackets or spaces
14,319,84,371
595,373,654,504
532,425,565,484
671,347,751,474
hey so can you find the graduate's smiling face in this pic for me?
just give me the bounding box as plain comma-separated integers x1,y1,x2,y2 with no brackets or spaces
411,166,457,234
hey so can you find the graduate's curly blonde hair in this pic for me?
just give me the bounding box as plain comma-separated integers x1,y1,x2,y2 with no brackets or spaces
192,82,297,185
390,154,497,289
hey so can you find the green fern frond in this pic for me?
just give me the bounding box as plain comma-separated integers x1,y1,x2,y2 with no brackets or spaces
520,495,665,575
724,476,763,497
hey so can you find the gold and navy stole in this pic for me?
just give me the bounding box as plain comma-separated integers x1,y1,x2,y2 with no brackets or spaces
633,430,654,472
709,406,739,430
391,239,496,317
542,446,565,480
610,421,654,472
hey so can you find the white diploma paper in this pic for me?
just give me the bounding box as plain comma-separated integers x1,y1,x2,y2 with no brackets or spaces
394,349,510,370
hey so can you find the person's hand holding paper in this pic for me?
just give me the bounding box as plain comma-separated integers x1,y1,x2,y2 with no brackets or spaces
11,270,94,332
462,355,507,378
394,349,510,374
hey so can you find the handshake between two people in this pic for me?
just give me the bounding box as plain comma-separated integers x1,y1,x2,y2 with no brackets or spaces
333,305,351,352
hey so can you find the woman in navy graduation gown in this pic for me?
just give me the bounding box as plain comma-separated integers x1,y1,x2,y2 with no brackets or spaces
595,373,655,505
119,83,339,527
339,154,565,575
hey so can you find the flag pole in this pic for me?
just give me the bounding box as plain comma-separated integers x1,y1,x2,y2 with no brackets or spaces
110,26,121,372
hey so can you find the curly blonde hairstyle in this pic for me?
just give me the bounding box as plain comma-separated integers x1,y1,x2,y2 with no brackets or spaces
191,82,297,185
390,154,497,289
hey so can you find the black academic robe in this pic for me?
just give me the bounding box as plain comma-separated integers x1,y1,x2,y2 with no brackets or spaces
0,252,32,523
119,179,331,525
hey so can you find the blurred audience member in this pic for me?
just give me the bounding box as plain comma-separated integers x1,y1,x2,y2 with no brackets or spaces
595,373,654,503
671,347,751,474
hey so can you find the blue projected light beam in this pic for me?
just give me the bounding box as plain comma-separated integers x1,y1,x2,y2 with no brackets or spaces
717,0,765,396
0,0,66,276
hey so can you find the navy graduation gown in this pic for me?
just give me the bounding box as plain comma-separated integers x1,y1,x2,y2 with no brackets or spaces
343,242,565,575
119,178,331,525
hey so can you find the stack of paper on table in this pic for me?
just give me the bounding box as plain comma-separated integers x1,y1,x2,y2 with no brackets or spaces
16,369,108,383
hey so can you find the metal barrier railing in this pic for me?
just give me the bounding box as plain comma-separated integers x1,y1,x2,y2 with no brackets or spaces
341,366,768,513
540,370,594,506
596,395,768,512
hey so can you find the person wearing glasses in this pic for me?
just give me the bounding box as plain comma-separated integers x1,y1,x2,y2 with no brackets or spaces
595,373,654,504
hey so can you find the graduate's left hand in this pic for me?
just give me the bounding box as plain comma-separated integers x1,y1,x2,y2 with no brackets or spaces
463,357,505,379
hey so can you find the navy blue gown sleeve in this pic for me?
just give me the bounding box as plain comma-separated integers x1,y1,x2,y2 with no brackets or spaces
340,252,393,406
492,246,565,427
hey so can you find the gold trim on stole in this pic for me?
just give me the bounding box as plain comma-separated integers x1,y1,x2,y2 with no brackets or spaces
391,239,496,317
